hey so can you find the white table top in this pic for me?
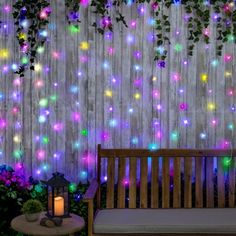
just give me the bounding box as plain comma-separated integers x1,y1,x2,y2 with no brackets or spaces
11,212,85,236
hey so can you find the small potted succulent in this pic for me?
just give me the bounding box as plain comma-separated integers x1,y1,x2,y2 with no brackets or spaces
22,199,43,222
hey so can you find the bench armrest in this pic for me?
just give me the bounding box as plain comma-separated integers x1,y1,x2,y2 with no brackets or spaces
83,178,98,202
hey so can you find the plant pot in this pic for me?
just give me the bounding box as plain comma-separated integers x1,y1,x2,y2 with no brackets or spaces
25,212,41,222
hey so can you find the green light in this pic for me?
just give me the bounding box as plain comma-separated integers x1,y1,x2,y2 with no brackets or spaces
39,98,48,107
81,129,88,136
13,149,23,159
174,43,183,52
35,184,43,193
42,136,49,144
171,131,178,142
69,25,80,34
223,156,232,167
50,94,57,102
69,183,77,193
21,56,29,64
227,34,235,42
37,46,45,54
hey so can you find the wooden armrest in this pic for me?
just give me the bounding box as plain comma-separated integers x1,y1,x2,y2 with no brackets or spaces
83,179,98,202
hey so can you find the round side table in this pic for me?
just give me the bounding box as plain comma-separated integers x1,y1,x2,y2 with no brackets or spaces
11,212,85,236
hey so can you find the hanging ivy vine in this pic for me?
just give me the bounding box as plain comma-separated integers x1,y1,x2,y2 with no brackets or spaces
12,0,51,77
12,0,236,74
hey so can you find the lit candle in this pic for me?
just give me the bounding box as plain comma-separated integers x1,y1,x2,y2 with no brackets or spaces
54,196,64,216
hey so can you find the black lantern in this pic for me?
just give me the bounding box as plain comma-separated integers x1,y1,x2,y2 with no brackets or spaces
43,172,70,218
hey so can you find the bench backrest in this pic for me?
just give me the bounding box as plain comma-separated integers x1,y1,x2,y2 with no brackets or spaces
97,144,236,209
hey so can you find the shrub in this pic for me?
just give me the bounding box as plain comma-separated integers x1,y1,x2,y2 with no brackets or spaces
21,199,43,214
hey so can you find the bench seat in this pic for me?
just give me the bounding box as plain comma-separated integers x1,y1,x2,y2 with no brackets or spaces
94,208,236,234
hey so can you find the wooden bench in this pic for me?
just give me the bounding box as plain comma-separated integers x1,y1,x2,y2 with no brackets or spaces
83,145,236,236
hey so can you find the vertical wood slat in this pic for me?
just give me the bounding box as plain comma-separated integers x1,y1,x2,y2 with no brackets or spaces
173,157,181,208
195,157,203,208
162,157,170,208
106,157,115,208
206,157,214,207
129,157,137,208
140,157,148,208
217,157,225,207
229,157,235,207
184,157,192,208
117,158,126,208
151,157,159,208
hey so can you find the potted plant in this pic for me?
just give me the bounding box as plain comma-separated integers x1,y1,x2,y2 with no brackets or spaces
22,199,43,222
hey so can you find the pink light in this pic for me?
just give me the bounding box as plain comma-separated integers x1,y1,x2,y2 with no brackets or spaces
130,20,136,28
3,65,8,73
203,28,210,37
53,122,64,132
35,79,44,88
179,103,188,111
151,2,159,10
52,51,60,59
224,54,233,62
72,112,80,122
36,169,41,175
108,47,115,55
211,119,217,126
152,89,160,99
80,0,90,7
0,119,7,129
15,162,23,170
134,79,142,87
172,72,181,81
80,55,88,63
156,131,162,139
227,88,234,96
12,106,20,114
13,78,21,86
36,149,46,160
3,5,11,13
109,107,113,112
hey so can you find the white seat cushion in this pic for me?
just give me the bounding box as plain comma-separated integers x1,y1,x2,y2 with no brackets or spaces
93,208,236,234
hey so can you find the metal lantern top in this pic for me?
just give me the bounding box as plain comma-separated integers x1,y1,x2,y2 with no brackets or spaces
44,172,70,187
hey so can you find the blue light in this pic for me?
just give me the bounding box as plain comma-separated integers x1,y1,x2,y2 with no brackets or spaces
0,92,4,101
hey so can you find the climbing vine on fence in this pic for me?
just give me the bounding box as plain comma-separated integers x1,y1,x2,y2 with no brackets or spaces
13,0,236,74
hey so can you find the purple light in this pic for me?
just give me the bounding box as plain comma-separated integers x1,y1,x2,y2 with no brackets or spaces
134,51,141,59
134,78,142,87
105,32,113,40
183,119,189,125
109,107,113,112
157,104,162,110
100,16,112,28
